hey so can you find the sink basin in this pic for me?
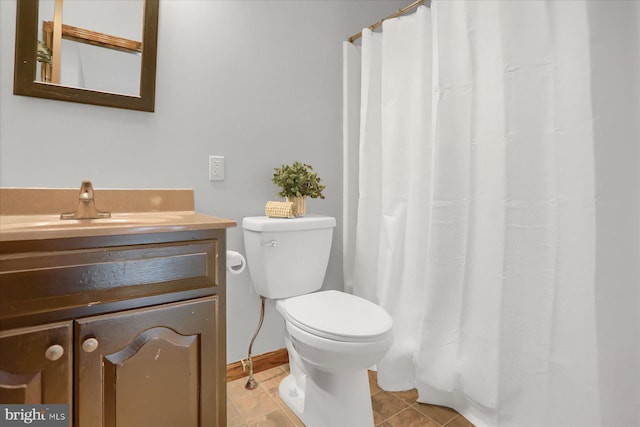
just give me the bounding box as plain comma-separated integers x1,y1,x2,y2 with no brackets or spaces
0,211,237,242
0,213,188,231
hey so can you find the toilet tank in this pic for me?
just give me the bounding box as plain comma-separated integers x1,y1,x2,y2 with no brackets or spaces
242,215,336,299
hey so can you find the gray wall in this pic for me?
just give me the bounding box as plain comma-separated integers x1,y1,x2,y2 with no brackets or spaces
589,3,640,425
0,0,404,363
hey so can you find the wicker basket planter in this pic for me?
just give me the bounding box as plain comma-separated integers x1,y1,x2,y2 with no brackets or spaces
287,196,307,217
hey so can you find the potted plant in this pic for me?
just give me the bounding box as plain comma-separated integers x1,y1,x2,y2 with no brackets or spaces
272,161,326,216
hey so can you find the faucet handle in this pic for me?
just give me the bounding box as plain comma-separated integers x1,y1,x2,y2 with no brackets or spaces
78,180,95,201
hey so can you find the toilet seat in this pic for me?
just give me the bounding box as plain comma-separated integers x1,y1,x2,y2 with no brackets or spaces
281,290,392,343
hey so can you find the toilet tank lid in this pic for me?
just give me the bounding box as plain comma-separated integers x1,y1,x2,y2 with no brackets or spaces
242,215,336,232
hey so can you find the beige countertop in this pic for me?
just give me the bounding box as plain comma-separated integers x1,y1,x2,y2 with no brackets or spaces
0,187,236,242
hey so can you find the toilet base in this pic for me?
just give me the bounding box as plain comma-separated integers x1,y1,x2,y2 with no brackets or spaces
279,367,374,427
279,375,305,417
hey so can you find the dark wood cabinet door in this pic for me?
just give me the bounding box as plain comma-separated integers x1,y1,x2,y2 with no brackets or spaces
0,321,72,406
75,296,222,427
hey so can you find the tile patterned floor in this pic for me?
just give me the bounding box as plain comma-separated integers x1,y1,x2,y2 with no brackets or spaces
227,365,474,427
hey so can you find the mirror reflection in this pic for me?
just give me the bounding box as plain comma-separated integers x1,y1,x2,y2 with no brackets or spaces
37,0,144,96
14,0,158,112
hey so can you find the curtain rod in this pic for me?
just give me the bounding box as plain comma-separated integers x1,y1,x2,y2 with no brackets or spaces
348,0,425,43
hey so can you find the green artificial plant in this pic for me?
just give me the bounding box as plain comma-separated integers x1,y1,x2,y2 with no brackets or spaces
272,161,326,199
37,40,52,64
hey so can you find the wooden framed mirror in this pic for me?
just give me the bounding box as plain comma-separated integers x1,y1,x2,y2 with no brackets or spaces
13,0,159,112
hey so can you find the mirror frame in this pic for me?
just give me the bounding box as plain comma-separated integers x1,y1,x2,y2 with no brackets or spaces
13,0,159,112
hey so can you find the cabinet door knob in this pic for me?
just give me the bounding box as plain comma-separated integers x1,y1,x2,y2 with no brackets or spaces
45,344,64,361
82,338,99,353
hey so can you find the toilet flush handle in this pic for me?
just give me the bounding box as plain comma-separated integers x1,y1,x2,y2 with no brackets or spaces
260,240,278,247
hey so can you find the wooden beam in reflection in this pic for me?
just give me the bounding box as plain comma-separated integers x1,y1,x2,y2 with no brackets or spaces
42,21,143,55
51,0,63,84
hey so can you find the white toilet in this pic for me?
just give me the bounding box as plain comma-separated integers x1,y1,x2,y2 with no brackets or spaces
242,215,393,427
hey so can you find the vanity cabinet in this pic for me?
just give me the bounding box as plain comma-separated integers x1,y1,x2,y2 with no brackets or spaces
0,227,230,427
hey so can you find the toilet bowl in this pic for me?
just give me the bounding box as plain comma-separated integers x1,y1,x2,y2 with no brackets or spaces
242,216,394,427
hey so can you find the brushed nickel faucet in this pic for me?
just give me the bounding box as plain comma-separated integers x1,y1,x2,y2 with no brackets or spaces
60,180,111,220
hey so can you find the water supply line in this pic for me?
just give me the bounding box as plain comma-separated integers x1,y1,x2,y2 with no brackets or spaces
241,295,266,390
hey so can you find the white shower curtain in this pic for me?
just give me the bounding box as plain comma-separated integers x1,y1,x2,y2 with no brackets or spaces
343,2,640,427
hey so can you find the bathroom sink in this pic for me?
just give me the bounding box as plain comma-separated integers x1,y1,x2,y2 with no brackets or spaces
0,213,186,230
0,185,236,242
0,211,235,241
